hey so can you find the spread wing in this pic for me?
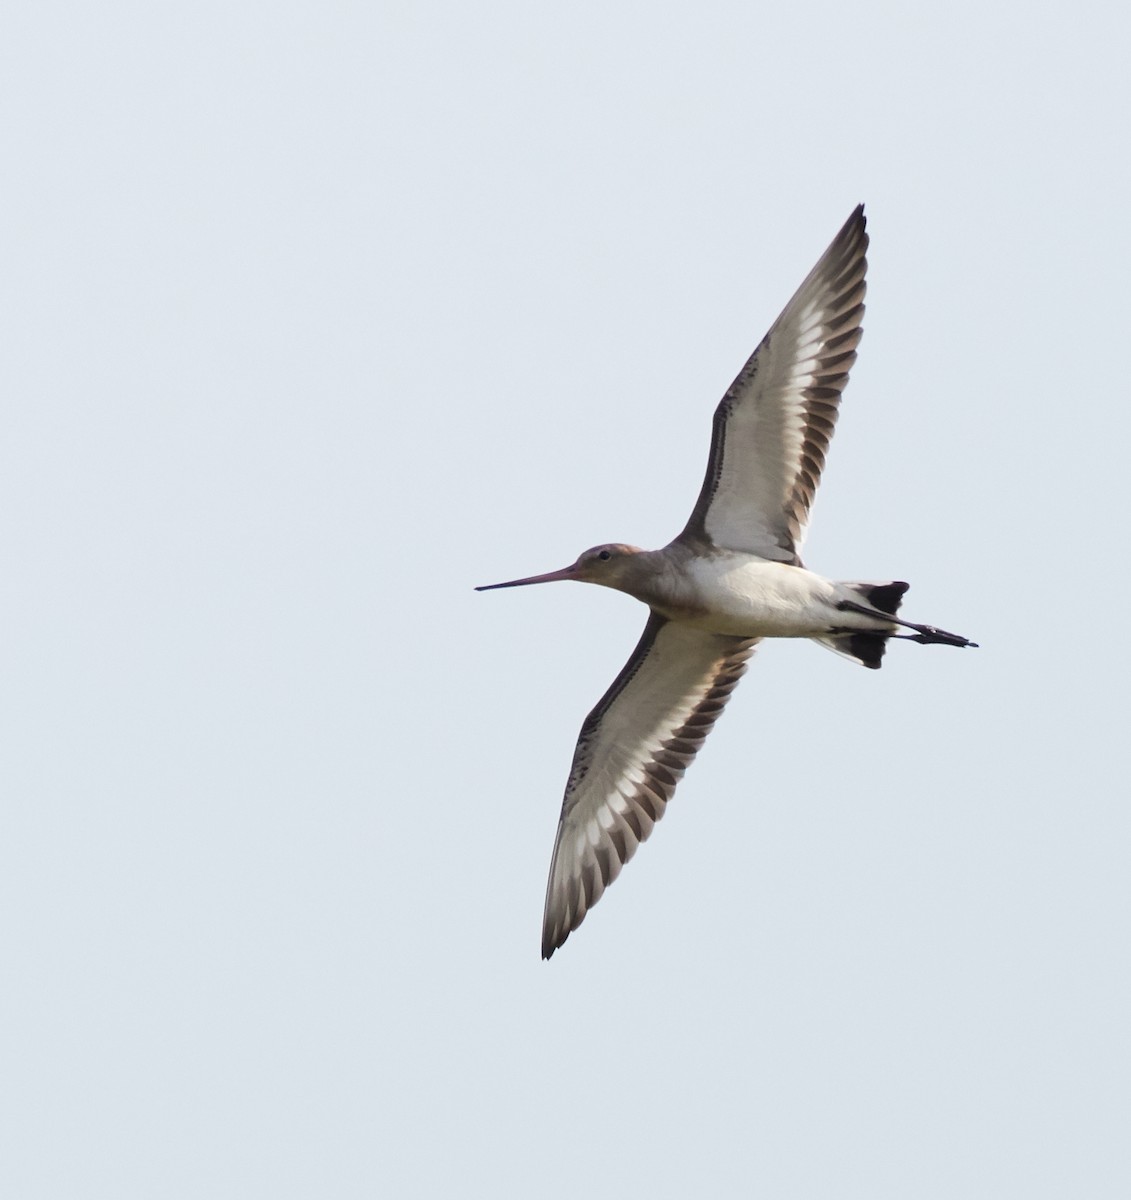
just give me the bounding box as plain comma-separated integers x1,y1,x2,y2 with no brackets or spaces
677,205,868,563
542,614,758,958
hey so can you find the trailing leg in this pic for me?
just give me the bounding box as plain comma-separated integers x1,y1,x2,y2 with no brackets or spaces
831,582,978,654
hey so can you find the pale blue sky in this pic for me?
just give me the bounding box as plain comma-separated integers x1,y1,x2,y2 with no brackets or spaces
2,2,1129,1196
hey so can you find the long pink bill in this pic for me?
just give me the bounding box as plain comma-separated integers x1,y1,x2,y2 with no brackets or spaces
475,564,576,591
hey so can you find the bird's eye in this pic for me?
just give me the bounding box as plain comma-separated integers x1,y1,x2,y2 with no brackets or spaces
598,549,612,561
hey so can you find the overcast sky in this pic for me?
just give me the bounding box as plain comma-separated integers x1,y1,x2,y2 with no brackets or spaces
3,2,1129,1197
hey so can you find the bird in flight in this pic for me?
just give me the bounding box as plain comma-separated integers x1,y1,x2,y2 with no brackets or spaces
478,206,976,958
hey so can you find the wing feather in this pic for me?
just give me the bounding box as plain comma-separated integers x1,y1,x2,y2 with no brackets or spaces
677,206,869,562
542,614,758,958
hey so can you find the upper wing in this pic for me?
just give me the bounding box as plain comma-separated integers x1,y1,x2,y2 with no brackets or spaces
542,613,758,958
676,205,868,563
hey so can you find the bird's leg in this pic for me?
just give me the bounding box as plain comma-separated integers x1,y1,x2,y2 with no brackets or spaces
834,600,977,649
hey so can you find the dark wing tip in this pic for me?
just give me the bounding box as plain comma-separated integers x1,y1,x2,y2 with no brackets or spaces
823,204,868,276
833,203,869,262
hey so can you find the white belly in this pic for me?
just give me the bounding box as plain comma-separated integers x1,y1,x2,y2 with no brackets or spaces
659,556,844,638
